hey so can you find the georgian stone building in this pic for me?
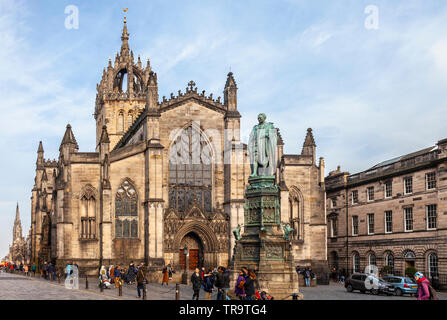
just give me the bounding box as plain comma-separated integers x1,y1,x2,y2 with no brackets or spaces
30,22,328,276
325,138,447,284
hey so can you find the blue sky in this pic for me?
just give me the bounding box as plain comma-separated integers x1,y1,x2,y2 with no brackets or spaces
1,0,446,257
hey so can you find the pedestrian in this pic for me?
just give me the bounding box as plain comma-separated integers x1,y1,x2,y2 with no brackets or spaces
215,266,224,300
162,265,169,286
99,266,111,289
244,270,256,300
127,261,136,284
222,267,231,300
24,265,29,277
109,265,115,284
114,265,121,288
304,267,311,287
31,264,36,277
203,270,214,300
136,263,146,299
168,264,174,280
414,272,438,300
47,263,54,281
190,268,202,300
235,268,247,300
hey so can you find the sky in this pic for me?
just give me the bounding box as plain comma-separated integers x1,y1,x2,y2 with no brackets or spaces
1,0,446,257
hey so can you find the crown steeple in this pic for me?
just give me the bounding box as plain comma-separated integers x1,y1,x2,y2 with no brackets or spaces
120,21,130,57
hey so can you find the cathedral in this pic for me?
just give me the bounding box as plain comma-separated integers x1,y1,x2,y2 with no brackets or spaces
8,204,31,264
30,21,328,278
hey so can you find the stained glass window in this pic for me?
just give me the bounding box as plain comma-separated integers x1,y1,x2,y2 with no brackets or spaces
115,180,138,238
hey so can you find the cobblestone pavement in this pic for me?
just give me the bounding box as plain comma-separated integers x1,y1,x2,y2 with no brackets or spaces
0,272,216,300
2,272,445,300
299,281,447,300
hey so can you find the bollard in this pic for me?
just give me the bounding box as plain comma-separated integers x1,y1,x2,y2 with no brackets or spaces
175,283,180,300
119,281,122,296
100,281,104,293
143,284,147,300
86,276,89,289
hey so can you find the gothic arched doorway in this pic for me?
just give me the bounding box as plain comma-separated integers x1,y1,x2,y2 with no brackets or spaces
179,232,204,270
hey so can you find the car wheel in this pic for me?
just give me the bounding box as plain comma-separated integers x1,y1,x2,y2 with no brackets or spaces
371,289,379,295
346,284,353,292
395,288,403,296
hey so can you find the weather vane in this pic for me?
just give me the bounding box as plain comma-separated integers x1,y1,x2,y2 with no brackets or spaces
123,8,128,24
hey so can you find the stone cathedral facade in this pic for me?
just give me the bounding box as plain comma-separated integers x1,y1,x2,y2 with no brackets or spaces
30,22,328,277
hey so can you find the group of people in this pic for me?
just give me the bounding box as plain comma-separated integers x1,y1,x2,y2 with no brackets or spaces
187,266,273,300
98,261,148,298
189,266,232,300
330,267,346,283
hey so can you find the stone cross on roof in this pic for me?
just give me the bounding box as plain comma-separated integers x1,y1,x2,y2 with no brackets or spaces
188,81,196,91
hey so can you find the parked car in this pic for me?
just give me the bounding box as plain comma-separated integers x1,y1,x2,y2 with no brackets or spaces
345,273,395,295
382,275,418,296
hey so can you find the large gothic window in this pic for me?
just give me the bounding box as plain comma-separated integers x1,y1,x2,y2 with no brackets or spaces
115,180,138,238
80,187,96,239
169,126,212,213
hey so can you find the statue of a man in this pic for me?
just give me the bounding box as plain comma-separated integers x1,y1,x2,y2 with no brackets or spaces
282,223,295,241
248,113,278,177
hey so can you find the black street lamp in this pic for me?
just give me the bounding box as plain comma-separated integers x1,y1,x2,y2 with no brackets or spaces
181,246,188,285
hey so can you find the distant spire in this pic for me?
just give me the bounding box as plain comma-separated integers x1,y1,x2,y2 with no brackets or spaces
15,203,20,223
37,141,44,153
224,72,238,111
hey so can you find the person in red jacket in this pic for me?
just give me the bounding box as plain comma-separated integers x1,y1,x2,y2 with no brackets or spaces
414,272,430,300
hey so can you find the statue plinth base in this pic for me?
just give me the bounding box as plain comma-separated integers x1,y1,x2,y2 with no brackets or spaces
231,175,300,299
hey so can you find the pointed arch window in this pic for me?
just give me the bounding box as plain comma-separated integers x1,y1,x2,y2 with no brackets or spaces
115,180,138,238
80,188,96,239
127,111,134,129
117,110,124,133
168,126,213,213
289,188,303,240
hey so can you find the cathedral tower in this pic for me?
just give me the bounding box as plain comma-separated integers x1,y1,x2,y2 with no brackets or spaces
94,21,152,149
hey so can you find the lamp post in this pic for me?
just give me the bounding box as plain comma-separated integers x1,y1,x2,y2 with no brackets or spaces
181,246,188,285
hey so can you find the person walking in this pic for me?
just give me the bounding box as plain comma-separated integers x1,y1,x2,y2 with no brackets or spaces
162,265,169,286
235,268,247,300
24,265,29,277
136,263,147,299
191,268,202,300
414,272,437,300
203,270,214,300
31,264,36,277
114,265,121,288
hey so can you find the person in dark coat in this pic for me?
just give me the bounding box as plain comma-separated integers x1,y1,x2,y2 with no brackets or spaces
136,263,146,299
191,268,202,300
222,267,231,300
244,270,256,300
203,270,215,300
215,267,225,300
127,262,136,284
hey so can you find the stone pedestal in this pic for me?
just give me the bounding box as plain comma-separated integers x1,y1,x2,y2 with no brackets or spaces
231,176,299,299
